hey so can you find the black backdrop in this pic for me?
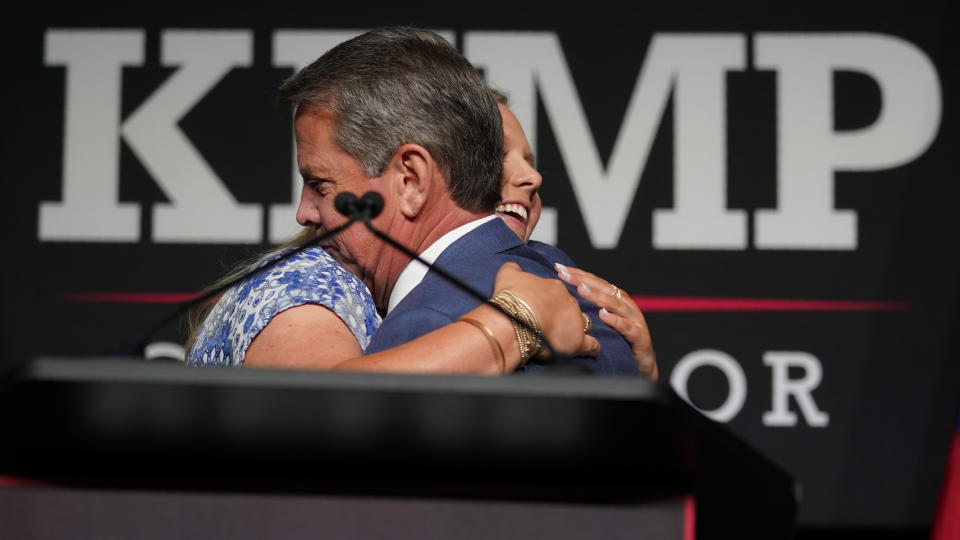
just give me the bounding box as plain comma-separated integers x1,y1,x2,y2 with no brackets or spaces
2,1,958,531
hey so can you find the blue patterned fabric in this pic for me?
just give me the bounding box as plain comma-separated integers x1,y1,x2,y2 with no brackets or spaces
187,247,380,366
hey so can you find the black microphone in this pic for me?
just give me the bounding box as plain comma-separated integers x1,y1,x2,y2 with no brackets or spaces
360,192,384,218
335,191,384,221
334,192,361,217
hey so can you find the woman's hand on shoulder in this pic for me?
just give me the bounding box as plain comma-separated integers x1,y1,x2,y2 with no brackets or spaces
554,264,658,381
492,262,601,360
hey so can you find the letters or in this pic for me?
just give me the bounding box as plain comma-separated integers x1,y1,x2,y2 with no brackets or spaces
762,351,830,427
671,349,830,427
670,349,748,423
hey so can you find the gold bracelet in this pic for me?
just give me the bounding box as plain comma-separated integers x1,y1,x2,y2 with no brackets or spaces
496,290,543,347
498,291,541,363
489,290,543,366
510,293,543,349
492,292,529,361
459,317,507,374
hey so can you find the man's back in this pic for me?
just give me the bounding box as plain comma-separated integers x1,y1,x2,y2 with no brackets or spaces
367,219,639,375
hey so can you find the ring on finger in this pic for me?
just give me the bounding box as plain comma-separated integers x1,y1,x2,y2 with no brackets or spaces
582,313,593,333
611,284,623,301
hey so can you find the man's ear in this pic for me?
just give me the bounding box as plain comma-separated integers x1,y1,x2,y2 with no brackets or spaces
390,143,436,219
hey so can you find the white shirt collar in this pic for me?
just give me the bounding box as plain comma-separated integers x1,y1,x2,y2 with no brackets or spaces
386,215,498,315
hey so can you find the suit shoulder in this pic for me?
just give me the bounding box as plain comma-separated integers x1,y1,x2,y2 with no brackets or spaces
524,240,577,267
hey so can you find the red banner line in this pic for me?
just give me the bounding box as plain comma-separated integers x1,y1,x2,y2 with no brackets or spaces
61,292,211,304
0,475,47,487
632,295,915,312
61,292,915,312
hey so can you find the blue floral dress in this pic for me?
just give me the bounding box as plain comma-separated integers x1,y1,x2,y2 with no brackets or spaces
187,247,381,366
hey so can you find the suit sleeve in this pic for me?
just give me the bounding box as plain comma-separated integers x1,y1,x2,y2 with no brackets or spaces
364,306,453,354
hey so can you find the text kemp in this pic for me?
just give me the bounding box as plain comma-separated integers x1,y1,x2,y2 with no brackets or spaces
40,30,941,248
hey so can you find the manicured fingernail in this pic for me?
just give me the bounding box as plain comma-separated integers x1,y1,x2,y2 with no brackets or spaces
579,282,592,294
600,308,611,317
555,262,571,279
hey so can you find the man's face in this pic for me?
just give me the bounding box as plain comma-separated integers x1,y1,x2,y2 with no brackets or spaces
294,104,390,293
496,104,542,243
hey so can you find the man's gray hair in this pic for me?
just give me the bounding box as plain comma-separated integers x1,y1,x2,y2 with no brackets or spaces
278,27,503,212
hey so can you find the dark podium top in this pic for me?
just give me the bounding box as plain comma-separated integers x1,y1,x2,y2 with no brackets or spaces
0,357,797,538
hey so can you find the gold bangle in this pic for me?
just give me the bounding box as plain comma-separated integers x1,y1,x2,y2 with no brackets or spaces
459,317,507,374
506,290,542,362
489,290,543,366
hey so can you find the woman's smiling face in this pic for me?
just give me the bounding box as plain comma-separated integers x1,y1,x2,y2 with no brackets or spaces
495,103,542,243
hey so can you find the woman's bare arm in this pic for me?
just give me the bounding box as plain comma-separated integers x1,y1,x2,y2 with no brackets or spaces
244,262,599,373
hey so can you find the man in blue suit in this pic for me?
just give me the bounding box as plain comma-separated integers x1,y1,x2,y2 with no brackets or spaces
280,27,638,374
370,216,637,374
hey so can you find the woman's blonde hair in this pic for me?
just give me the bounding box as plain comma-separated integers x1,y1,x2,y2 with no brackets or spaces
183,227,317,358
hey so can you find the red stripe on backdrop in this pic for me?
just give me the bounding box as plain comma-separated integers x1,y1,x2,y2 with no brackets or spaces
61,292,213,304
632,296,915,312
931,430,960,540
0,475,46,487
684,496,697,540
